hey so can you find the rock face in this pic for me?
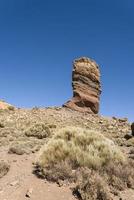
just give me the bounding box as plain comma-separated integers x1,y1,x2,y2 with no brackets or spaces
63,57,101,114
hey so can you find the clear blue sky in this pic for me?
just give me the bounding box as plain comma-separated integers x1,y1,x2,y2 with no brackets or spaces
0,0,134,121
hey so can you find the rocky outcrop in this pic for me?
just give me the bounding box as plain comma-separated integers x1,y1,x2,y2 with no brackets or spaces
63,57,101,114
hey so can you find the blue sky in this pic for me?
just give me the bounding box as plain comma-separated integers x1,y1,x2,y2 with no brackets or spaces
0,0,134,121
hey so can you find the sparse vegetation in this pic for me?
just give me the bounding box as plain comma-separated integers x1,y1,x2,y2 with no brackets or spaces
25,123,51,139
34,126,134,200
8,140,44,155
74,167,112,200
0,107,133,199
0,161,10,178
8,144,27,155
103,160,134,190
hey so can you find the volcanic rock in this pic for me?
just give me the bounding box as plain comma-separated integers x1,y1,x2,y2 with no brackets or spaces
63,57,101,114
131,122,134,136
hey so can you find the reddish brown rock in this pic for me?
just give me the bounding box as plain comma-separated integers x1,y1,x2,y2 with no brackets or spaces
63,57,101,114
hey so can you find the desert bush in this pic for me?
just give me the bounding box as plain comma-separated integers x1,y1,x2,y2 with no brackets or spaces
8,139,43,155
34,127,131,199
25,123,51,139
73,167,112,200
0,128,11,137
8,144,27,155
37,127,125,170
0,161,10,178
103,160,134,191
35,160,74,182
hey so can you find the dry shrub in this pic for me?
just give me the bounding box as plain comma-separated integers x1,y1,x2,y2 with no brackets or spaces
103,160,134,191
34,127,133,199
0,128,11,137
74,162,134,200
8,144,26,155
74,167,112,200
37,127,125,170
0,161,10,178
8,139,43,155
35,160,74,182
25,123,51,139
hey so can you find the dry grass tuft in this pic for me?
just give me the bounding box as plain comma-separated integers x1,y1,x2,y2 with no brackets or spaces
0,161,10,178
35,160,74,182
103,160,134,190
74,167,112,200
8,144,27,155
25,123,51,139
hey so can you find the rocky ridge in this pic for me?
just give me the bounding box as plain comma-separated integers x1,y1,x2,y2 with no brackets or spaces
0,107,133,200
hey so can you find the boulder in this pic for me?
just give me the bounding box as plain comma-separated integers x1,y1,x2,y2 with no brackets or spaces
131,122,134,136
63,57,101,114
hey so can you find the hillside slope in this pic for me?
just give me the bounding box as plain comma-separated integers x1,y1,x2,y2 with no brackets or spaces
0,107,134,200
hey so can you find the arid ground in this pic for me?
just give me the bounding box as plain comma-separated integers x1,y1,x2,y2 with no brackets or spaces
0,107,134,200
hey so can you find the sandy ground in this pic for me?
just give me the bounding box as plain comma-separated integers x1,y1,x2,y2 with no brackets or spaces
1,150,134,200
0,150,76,200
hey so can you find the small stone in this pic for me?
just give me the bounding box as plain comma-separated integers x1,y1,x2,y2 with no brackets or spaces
57,180,64,187
108,125,113,130
124,133,133,140
26,188,33,198
13,160,17,162
10,180,19,186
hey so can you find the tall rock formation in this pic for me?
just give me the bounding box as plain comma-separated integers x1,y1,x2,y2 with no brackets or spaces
63,57,101,114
